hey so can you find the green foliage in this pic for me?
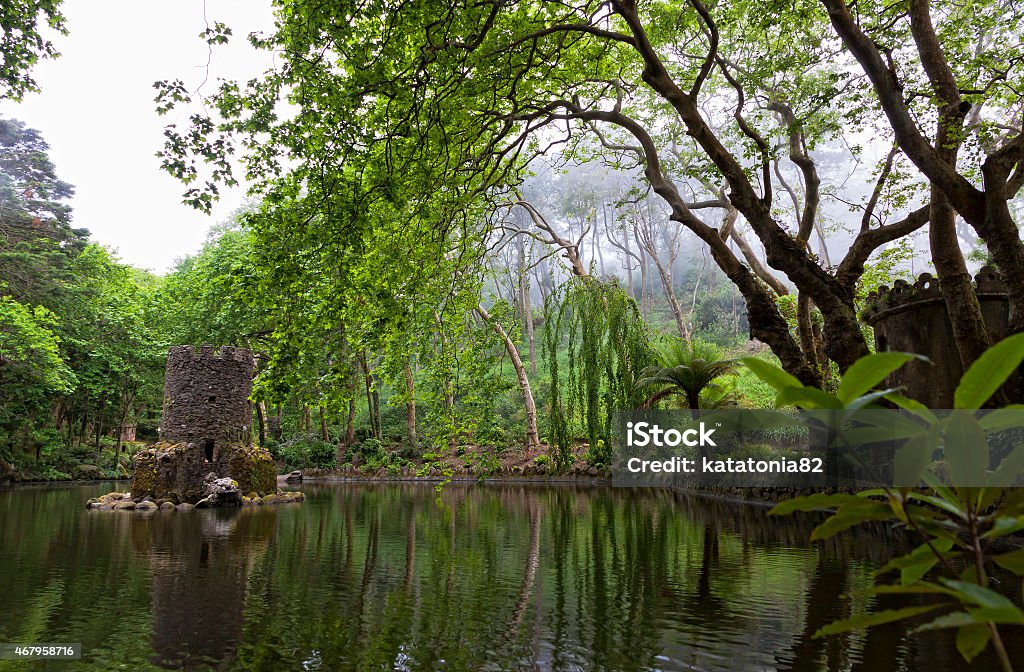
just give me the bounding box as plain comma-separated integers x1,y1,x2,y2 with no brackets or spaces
544,277,654,471
753,337,1024,668
636,337,737,409
277,435,338,471
0,3,67,100
359,438,384,460
0,121,165,471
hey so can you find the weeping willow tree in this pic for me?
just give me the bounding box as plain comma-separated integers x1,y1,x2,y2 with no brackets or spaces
543,277,654,470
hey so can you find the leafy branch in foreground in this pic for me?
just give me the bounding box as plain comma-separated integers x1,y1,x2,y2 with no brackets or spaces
745,335,1024,670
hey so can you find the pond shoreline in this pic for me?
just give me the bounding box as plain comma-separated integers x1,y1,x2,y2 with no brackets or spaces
302,473,810,508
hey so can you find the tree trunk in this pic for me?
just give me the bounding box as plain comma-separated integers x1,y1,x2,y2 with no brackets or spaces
371,388,382,441
927,89,991,367
650,250,692,342
636,239,650,320
319,406,329,442
345,383,357,446
475,305,540,449
256,400,267,446
360,354,379,440
404,360,417,450
517,236,537,375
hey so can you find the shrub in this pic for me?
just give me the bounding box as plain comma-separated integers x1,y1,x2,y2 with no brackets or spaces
307,439,337,469
359,437,384,460
277,435,337,471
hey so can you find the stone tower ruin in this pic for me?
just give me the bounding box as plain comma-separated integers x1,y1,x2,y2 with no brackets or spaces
161,345,255,460
131,345,276,504
862,266,1014,407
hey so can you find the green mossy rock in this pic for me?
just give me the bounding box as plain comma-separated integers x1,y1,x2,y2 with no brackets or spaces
227,443,276,496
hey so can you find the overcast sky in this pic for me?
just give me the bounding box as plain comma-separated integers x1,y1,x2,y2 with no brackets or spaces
0,0,275,273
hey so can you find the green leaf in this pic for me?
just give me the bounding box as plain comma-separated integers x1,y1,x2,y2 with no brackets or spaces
942,412,989,486
955,332,1024,409
874,537,956,585
869,583,958,597
893,428,940,487
956,623,991,661
774,386,842,409
993,549,1024,576
769,493,870,515
810,501,893,541
813,605,946,638
837,352,927,405
939,579,1018,609
988,444,1024,487
977,406,1024,433
906,490,967,519
915,607,1024,630
740,357,803,392
984,515,1024,539
845,388,901,411
884,393,939,424
922,472,966,511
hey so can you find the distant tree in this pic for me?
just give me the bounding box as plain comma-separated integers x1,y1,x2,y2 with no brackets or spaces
0,117,75,228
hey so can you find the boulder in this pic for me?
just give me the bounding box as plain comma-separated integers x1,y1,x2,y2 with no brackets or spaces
135,500,158,511
176,503,194,512
228,443,277,495
130,442,205,503
196,473,242,507
113,501,136,510
159,501,175,511
284,470,303,483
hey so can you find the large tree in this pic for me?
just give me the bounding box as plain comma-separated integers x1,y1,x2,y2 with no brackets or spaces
157,0,1021,387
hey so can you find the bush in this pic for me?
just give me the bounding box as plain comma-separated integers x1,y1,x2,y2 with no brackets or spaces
358,437,384,460
277,435,337,471
307,439,337,469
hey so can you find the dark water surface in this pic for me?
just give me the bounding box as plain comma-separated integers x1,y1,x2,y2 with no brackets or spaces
1,482,1021,671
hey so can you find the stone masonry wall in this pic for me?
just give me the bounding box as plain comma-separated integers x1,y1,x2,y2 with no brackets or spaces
160,345,254,456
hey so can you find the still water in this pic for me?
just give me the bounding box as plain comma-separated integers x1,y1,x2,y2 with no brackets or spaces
0,482,1021,671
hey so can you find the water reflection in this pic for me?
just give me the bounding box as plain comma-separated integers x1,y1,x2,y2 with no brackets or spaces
129,508,276,669
0,482,1021,671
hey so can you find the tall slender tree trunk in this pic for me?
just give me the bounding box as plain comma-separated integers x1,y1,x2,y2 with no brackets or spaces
360,354,382,441
404,360,417,450
636,241,650,320
345,382,357,446
319,406,329,442
475,305,540,450
650,253,691,342
517,236,537,375
623,227,636,299
256,400,267,446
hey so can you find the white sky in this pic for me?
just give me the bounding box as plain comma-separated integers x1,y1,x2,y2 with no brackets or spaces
0,0,276,273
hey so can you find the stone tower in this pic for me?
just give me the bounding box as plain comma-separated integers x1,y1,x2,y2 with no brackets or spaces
862,267,1013,407
131,345,276,504
161,345,255,460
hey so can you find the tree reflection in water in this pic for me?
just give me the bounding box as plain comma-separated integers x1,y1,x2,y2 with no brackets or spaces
0,482,1021,671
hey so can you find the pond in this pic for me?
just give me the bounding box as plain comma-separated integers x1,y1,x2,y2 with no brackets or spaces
0,482,1020,671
